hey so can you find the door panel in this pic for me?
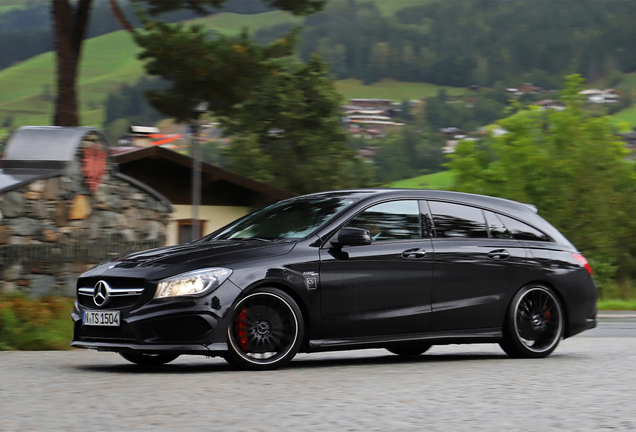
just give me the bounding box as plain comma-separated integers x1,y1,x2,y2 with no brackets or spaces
320,239,434,338
427,202,528,331
431,239,527,331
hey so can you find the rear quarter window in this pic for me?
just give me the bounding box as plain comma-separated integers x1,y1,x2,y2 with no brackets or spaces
498,214,552,242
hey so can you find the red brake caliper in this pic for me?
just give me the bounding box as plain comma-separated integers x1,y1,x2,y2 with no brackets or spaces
236,307,249,351
543,307,551,323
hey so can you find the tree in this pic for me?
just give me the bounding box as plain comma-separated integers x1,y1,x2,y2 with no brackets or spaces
133,24,301,121
51,0,325,126
52,0,91,126
374,131,413,184
374,126,445,183
221,56,363,194
447,75,636,288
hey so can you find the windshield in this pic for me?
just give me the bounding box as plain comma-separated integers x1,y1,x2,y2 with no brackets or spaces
209,196,356,241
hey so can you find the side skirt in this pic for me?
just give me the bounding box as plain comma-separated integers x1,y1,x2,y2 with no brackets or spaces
308,328,502,353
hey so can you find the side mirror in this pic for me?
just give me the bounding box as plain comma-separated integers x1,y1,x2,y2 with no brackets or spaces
332,227,372,247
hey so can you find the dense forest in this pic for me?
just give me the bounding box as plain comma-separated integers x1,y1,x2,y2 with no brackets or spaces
255,0,636,87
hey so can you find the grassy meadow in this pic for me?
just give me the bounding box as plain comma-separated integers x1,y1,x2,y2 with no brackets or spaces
386,170,456,190
336,79,463,103
0,10,302,128
0,35,463,129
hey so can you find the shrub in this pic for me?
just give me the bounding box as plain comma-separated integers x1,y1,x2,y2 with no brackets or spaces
0,295,74,350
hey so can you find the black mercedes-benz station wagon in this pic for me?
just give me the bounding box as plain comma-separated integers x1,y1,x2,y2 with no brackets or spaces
71,189,597,370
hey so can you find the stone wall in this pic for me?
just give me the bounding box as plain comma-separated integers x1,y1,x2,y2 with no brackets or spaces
0,132,171,297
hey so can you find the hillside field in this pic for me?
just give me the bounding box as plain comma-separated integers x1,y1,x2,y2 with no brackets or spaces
3,0,636,133
0,11,464,129
387,170,455,190
335,79,464,102
0,10,302,128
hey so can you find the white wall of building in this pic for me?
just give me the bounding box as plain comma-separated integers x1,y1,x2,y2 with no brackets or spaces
166,204,250,245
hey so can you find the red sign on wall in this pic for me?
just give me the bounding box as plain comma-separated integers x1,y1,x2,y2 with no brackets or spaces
82,143,107,192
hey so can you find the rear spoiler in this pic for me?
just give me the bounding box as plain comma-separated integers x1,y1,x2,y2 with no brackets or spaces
524,203,538,213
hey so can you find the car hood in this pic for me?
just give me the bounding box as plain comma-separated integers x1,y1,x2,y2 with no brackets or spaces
83,240,297,280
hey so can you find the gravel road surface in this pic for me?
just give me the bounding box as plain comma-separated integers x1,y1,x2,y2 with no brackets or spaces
1,320,635,431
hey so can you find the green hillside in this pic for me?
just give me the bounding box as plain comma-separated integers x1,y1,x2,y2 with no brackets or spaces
335,79,463,102
0,10,302,128
0,0,44,12
0,29,143,128
371,0,431,16
386,171,456,190
0,6,462,129
611,108,636,129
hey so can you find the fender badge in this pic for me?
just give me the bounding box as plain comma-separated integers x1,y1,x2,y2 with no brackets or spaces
303,272,318,290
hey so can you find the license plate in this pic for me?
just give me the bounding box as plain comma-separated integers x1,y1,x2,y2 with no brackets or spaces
83,310,120,326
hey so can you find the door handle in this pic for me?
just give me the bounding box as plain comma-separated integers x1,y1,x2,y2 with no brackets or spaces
488,249,510,260
402,248,426,259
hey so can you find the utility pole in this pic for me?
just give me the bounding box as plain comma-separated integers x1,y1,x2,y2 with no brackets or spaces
191,102,208,242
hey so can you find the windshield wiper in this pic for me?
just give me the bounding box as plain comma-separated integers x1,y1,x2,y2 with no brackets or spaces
239,237,275,242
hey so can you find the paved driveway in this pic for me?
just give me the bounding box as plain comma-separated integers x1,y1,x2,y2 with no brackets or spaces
0,317,634,431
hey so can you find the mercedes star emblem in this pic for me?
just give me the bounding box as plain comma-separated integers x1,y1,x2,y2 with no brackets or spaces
93,280,111,307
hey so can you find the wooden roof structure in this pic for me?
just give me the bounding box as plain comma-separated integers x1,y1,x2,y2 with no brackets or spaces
110,146,294,207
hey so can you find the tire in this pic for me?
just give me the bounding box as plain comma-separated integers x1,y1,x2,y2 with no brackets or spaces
500,285,564,358
225,288,304,370
386,342,432,356
119,352,180,366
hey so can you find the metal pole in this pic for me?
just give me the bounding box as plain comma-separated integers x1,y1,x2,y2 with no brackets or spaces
191,119,201,242
190,102,207,243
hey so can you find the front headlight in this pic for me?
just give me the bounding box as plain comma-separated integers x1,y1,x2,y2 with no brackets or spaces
155,268,233,299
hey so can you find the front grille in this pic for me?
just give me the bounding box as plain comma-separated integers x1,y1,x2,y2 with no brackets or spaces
77,277,148,309
78,295,142,309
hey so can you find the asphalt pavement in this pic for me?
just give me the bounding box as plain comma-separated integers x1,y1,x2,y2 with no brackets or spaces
584,311,636,337
0,314,634,431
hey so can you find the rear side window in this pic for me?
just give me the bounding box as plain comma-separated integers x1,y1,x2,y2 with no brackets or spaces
498,214,552,242
429,201,488,239
484,211,513,240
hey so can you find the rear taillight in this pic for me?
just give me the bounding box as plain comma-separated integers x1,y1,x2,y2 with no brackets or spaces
572,253,593,276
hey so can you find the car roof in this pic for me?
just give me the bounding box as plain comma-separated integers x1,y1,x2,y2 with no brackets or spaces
296,188,535,216
301,188,576,247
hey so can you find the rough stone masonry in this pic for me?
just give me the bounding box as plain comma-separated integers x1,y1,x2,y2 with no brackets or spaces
0,128,172,297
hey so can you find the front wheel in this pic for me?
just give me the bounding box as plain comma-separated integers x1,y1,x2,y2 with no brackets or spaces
225,288,304,370
119,352,180,366
500,285,564,358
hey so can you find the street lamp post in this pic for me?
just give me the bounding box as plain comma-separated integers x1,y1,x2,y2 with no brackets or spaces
191,102,208,242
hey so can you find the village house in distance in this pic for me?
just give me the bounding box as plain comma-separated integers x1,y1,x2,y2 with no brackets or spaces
342,98,407,139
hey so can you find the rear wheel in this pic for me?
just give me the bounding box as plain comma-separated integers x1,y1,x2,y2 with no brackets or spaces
225,288,304,370
500,285,564,358
119,352,180,366
386,342,431,356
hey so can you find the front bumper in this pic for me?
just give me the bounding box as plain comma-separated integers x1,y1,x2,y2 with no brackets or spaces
70,340,228,355
71,280,242,354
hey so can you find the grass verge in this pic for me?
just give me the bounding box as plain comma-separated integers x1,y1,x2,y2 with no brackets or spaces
0,295,74,350
597,299,636,311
